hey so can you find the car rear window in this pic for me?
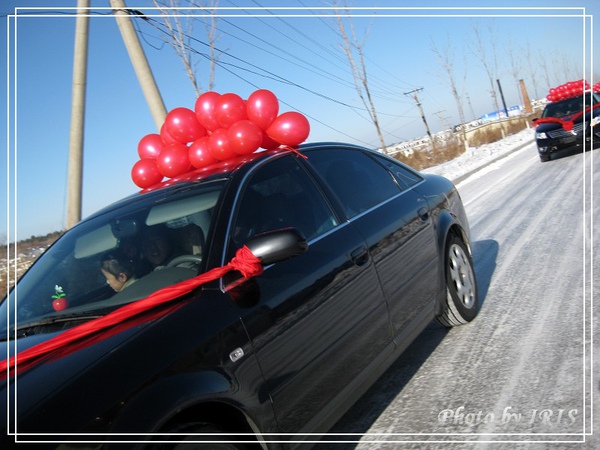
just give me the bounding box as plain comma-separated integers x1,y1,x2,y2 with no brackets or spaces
305,148,402,218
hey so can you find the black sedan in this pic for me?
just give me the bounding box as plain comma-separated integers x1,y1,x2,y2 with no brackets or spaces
1,142,478,449
534,91,600,162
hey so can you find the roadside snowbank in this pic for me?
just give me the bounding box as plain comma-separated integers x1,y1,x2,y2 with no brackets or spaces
421,127,535,183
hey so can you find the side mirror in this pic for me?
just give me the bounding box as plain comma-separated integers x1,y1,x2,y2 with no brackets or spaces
246,228,308,266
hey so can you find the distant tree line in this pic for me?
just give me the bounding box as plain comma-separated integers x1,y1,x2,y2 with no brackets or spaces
2,230,64,252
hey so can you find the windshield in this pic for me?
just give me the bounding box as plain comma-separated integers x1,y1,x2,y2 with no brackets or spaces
0,181,224,335
542,93,599,118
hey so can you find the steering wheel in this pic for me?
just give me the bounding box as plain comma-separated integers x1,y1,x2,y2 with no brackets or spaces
165,254,203,268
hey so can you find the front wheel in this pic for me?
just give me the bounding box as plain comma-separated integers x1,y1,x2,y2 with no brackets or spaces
436,234,479,327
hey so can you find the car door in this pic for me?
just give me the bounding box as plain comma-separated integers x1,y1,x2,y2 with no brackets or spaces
224,154,394,433
304,147,439,338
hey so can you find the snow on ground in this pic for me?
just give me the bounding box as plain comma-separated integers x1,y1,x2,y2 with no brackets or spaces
421,127,535,184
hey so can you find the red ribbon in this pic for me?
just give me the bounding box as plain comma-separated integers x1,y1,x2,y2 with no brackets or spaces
1,246,263,377
534,103,600,131
534,117,575,131
279,145,308,159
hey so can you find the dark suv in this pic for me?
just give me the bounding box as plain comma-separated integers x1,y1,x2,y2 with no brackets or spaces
534,91,600,162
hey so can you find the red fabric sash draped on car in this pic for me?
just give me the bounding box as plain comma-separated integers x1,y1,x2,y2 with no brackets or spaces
534,103,600,131
0,245,263,378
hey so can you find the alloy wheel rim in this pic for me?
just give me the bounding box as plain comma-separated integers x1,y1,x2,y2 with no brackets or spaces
448,243,476,309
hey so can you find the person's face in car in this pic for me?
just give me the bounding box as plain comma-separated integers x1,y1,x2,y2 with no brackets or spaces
142,235,172,268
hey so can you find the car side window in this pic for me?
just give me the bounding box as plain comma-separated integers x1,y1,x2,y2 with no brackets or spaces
370,154,423,189
305,148,401,218
231,156,338,251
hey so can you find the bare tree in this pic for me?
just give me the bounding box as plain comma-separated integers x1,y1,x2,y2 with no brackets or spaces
554,51,580,82
469,22,501,114
153,0,220,95
333,3,386,151
430,36,467,128
203,2,219,90
430,35,470,149
505,39,523,104
537,54,553,94
522,43,541,100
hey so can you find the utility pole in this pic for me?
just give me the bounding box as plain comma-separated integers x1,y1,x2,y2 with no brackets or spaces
433,110,451,131
465,93,477,121
66,0,90,230
496,79,509,118
404,87,435,149
110,0,167,130
496,79,508,138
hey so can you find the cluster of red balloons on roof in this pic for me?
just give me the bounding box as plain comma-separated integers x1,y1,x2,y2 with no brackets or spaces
546,79,592,103
131,89,310,188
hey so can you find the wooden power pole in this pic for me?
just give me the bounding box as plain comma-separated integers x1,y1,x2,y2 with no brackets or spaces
66,0,90,230
404,87,435,149
110,0,167,130
66,0,168,230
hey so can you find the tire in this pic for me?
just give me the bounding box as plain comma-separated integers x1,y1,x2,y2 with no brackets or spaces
147,423,249,450
539,154,550,162
436,233,479,327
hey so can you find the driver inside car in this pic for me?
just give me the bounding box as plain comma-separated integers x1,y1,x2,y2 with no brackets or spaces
141,224,202,271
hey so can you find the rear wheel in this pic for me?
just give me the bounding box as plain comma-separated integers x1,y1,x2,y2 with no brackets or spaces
436,234,479,327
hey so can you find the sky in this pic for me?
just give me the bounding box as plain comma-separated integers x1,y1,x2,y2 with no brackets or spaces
1,0,598,242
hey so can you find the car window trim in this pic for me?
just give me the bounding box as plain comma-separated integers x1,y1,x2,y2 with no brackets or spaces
219,152,340,266
366,152,424,190
344,179,425,222
300,146,424,217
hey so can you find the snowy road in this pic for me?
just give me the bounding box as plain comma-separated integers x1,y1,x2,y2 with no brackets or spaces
320,143,598,448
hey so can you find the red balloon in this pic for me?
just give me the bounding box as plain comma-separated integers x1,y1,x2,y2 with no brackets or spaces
208,128,236,160
131,159,164,188
215,93,247,129
164,107,206,144
160,123,179,145
260,130,280,149
246,89,279,130
189,136,218,169
195,91,222,132
157,143,192,178
266,112,310,147
137,133,164,159
228,120,263,155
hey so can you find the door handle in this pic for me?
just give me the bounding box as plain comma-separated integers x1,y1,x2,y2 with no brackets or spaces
350,246,369,266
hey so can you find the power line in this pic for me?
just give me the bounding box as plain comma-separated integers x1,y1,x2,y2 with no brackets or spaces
139,12,407,118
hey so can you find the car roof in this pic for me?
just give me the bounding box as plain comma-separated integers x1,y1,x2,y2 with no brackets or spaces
85,142,374,221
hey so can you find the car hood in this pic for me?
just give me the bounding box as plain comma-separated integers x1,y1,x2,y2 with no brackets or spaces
0,302,182,427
